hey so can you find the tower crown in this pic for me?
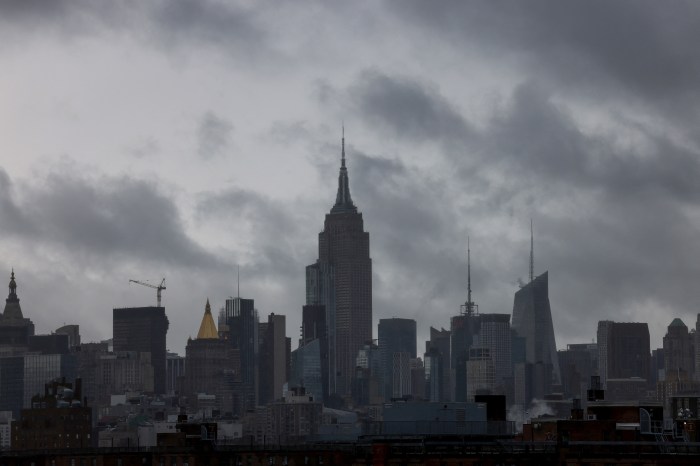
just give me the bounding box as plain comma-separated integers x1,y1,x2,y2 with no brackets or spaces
8,269,17,301
4,269,24,319
331,129,357,214
196,298,218,339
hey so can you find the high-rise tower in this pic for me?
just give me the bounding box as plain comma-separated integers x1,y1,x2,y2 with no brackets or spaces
113,305,169,394
511,226,560,402
306,133,372,397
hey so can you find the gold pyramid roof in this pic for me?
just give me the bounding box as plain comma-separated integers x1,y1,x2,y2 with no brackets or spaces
196,299,218,339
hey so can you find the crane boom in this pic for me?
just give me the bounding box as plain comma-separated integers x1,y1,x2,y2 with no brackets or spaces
128,278,166,307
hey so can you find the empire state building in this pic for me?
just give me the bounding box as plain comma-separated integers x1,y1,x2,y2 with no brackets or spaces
306,134,372,398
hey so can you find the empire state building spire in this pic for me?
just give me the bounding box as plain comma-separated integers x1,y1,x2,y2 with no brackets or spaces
331,127,357,214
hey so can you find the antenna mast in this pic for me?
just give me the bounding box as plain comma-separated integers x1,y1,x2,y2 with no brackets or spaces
529,219,534,283
461,237,477,316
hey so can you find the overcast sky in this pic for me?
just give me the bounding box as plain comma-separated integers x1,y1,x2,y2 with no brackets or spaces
1,1,699,355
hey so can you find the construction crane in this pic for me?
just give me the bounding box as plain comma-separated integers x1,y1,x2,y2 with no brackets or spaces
128,278,166,307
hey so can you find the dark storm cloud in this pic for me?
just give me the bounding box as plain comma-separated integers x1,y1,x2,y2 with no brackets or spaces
197,112,233,160
482,82,700,204
327,64,700,345
345,71,472,144
391,1,700,103
0,0,265,55
0,168,219,268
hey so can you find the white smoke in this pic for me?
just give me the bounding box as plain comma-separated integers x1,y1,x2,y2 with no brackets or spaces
507,400,555,433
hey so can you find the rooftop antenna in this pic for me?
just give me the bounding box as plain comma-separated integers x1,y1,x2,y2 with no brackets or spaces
341,123,346,168
237,265,240,299
467,237,472,310
461,237,478,316
529,218,534,283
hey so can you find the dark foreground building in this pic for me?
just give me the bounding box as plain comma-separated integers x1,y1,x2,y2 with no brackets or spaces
11,378,91,450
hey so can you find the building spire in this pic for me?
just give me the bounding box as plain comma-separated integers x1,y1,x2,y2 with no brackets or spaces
4,268,23,319
467,237,472,308
196,298,218,339
8,269,17,302
331,128,357,214
462,237,477,316
529,219,534,283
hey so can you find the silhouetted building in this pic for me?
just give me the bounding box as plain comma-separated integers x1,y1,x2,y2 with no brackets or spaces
306,135,372,397
23,353,76,408
424,347,443,402
351,342,381,406
476,314,512,394
54,325,80,349
466,347,495,401
11,378,91,450
663,318,694,381
28,334,69,354
301,304,328,401
451,313,481,402
410,358,425,400
94,351,153,404
650,347,665,386
511,272,560,399
183,300,237,414
290,339,323,403
598,321,650,388
74,341,109,409
265,386,322,443
113,306,169,394
225,296,258,413
166,352,185,396
0,271,34,356
0,356,24,418
425,327,451,402
259,313,288,405
378,318,416,400
558,343,597,399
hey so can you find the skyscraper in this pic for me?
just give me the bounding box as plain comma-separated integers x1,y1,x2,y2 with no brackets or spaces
306,133,372,397
378,318,417,400
511,225,560,401
662,318,694,381
112,306,169,394
425,327,451,402
511,272,560,396
225,296,258,413
598,321,650,385
259,313,288,405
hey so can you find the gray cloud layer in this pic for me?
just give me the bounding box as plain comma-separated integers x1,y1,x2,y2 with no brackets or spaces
0,168,219,268
2,0,699,352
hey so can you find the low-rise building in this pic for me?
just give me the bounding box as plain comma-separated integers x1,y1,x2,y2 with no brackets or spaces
11,378,92,450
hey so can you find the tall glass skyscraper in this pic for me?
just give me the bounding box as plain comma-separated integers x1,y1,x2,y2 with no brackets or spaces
511,271,560,397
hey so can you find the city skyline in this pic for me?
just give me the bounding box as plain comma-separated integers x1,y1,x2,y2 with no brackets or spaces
1,1,700,354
